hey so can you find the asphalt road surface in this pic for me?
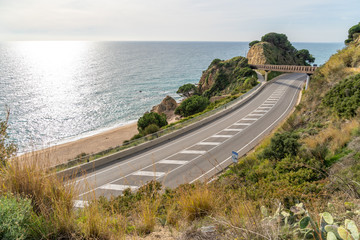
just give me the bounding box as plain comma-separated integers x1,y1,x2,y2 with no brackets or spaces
74,73,306,207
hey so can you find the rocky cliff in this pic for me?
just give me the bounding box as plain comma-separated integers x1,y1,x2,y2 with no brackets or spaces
247,42,303,65
198,56,258,97
151,95,178,122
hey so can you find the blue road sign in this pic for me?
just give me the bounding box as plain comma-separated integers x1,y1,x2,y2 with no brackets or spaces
232,151,238,163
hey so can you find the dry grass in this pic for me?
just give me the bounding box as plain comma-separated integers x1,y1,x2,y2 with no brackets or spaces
178,184,216,222
302,120,360,153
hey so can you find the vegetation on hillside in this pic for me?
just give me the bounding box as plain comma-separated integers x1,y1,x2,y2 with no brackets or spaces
345,22,360,45
248,32,315,66
2,25,360,240
175,95,210,117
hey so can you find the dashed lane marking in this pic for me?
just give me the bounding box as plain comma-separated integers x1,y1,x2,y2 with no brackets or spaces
212,134,233,138
158,160,189,164
197,142,221,145
180,150,207,155
223,129,243,131
233,122,251,125
100,184,139,191
132,171,165,177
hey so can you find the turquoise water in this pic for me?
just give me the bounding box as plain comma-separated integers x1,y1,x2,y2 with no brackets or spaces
0,41,343,153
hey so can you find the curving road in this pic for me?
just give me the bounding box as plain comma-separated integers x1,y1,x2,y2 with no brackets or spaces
74,73,306,206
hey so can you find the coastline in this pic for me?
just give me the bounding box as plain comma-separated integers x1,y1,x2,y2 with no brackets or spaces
18,122,138,167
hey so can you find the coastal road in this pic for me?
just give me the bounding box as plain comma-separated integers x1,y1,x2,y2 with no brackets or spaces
74,73,306,206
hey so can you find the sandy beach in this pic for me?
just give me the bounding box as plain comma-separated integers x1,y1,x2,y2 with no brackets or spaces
18,122,139,167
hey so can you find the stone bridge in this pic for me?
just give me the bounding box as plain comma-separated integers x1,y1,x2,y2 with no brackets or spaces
250,64,318,89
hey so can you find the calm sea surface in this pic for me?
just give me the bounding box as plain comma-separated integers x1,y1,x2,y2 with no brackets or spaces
0,41,343,153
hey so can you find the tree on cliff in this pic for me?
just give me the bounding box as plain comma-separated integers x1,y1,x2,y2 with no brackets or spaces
249,40,260,48
345,22,360,44
261,32,296,54
177,83,198,98
296,49,315,66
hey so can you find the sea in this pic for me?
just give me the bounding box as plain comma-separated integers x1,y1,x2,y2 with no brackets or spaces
0,41,344,153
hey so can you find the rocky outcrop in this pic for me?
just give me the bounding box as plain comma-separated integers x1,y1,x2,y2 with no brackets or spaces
151,95,178,121
247,42,303,65
198,57,257,97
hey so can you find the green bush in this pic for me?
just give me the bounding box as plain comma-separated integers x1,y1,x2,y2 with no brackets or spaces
261,131,301,161
0,195,33,240
137,112,168,132
322,73,360,118
261,32,297,54
143,124,160,135
296,49,315,66
176,83,198,98
249,40,260,48
175,95,210,117
345,22,360,44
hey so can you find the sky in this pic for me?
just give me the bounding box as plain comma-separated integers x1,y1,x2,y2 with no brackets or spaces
0,0,359,42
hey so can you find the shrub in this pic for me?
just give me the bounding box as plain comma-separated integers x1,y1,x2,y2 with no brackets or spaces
322,73,360,118
249,40,260,48
175,95,210,117
176,83,198,98
0,108,17,167
345,22,360,44
0,194,33,240
261,32,297,53
137,112,168,132
261,131,301,161
143,124,160,135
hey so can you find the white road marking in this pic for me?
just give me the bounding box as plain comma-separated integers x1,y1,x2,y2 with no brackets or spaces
197,142,221,145
132,171,165,177
180,150,207,154
100,184,139,191
158,160,189,164
233,122,251,125
248,114,264,117
212,134,233,138
74,200,88,208
253,110,268,113
224,128,243,131
242,118,258,121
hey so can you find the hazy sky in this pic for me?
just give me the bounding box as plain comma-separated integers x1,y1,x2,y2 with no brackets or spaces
0,0,359,42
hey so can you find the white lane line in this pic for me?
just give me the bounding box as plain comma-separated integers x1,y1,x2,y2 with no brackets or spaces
197,142,221,146
233,122,251,125
100,184,139,191
253,110,268,113
74,200,88,208
223,128,243,131
190,78,303,184
261,104,274,107
248,114,264,117
268,97,280,100
158,160,189,165
180,150,207,155
242,118,258,121
132,171,165,177
212,134,233,138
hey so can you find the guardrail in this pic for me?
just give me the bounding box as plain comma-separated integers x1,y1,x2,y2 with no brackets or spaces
56,74,274,179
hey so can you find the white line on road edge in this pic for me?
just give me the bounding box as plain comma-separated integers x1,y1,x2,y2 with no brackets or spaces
100,184,139,191
180,150,207,155
74,200,89,208
212,135,233,138
158,160,189,165
132,171,165,177
190,79,302,184
197,142,221,145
